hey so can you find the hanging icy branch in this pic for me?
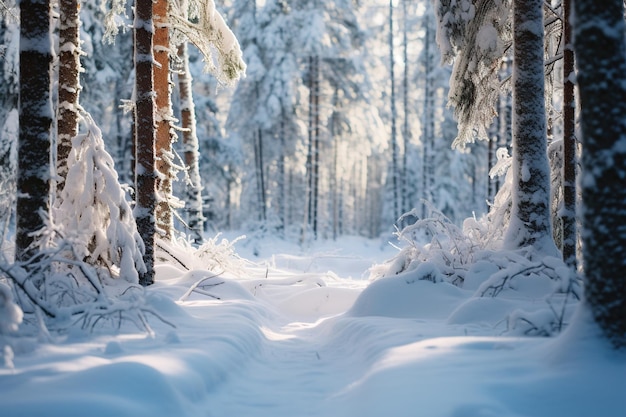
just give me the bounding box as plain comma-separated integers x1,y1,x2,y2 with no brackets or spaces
170,0,246,84
103,0,130,43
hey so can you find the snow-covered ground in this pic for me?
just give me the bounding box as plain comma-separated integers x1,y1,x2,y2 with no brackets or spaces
1,234,624,417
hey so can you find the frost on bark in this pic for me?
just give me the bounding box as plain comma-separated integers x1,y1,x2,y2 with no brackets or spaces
503,0,556,255
177,41,204,244
134,0,157,286
16,0,52,261
573,0,626,349
56,0,81,196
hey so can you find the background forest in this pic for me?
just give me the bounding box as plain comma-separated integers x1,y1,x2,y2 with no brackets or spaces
1,0,496,245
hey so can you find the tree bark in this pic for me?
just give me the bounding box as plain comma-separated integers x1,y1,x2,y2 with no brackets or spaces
153,0,174,240
504,0,556,254
305,55,320,239
401,0,411,218
177,41,204,244
389,0,400,222
16,0,52,261
561,0,577,269
134,0,157,286
421,14,435,219
573,0,626,349
56,0,80,196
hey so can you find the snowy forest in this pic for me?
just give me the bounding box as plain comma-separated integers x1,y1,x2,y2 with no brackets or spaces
0,0,625,416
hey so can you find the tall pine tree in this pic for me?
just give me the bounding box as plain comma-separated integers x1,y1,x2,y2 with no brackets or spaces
16,0,52,261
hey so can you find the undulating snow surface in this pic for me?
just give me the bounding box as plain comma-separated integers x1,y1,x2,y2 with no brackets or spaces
1,235,624,417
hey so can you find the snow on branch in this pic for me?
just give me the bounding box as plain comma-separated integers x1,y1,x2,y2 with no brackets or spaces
434,0,511,148
170,0,246,85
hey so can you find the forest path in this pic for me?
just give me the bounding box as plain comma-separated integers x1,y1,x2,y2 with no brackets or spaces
203,250,457,417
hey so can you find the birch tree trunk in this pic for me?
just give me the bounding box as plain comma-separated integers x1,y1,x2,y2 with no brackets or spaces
16,0,52,261
56,0,80,196
573,0,626,349
504,0,557,255
134,0,157,286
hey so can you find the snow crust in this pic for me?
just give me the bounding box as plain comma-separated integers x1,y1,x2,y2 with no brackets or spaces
1,235,624,417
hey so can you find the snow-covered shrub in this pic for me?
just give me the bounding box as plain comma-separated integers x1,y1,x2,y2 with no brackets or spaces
370,204,483,286
54,110,145,283
156,233,247,276
373,196,582,336
0,220,171,335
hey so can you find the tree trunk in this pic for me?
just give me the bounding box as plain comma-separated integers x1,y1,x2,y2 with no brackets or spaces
153,0,174,240
255,126,267,221
278,116,286,235
421,13,435,219
312,55,320,238
134,0,157,286
16,0,52,261
177,41,204,244
305,55,320,239
401,0,411,218
389,0,400,222
496,59,512,195
573,0,626,349
56,0,80,196
504,0,556,254
561,0,577,270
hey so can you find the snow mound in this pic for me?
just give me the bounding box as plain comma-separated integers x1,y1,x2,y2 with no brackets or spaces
347,269,467,319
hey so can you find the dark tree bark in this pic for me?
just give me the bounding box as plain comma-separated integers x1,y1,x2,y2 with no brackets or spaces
56,0,80,195
16,0,52,261
573,0,626,349
305,55,320,238
561,0,577,269
134,0,157,286
504,0,556,254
